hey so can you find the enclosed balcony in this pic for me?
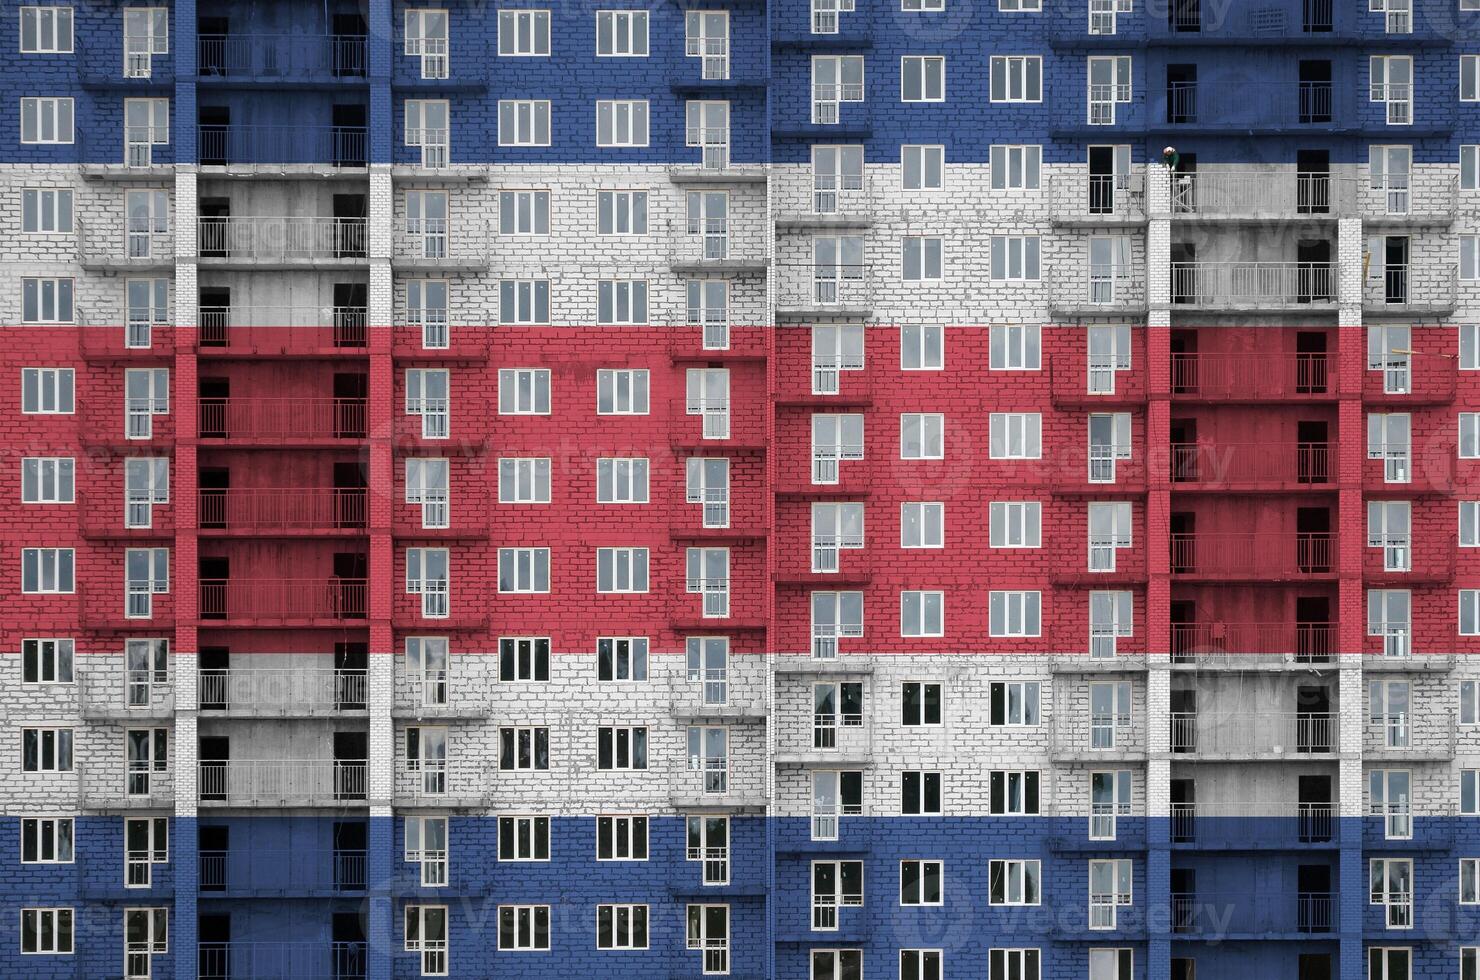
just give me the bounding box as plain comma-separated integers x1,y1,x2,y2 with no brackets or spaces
198,759,368,807
198,667,368,716
1170,891,1337,937
197,578,368,625
775,264,874,318
197,33,368,83
1170,351,1333,401
198,488,367,535
1362,265,1458,315
1169,532,1335,580
1169,801,1337,849
1047,265,1148,315
1170,262,1338,310
198,942,367,980
199,847,367,896
198,124,368,168
1049,173,1147,224
1170,710,1336,757
1171,622,1336,662
198,217,368,265
198,397,368,444
1169,441,1332,490
197,309,369,355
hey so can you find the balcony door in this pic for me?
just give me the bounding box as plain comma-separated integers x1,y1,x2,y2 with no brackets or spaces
199,647,229,711
1087,145,1130,214
199,556,229,620
1299,774,1333,841
1295,685,1332,753
1297,865,1332,932
1296,240,1332,303
198,107,229,166
1296,596,1331,661
1297,150,1330,215
333,731,367,801
199,735,229,802
335,642,367,711
332,104,368,167
198,913,231,976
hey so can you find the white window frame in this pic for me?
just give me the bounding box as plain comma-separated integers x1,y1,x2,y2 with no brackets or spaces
597,547,649,593
405,904,450,973
989,591,1042,637
404,9,450,79
407,457,452,527
989,412,1043,458
19,6,73,54
21,188,71,234
21,816,73,864
596,458,649,504
901,502,944,548
21,638,73,685
900,859,943,906
19,97,73,144
990,501,1042,548
597,814,649,860
22,368,74,414
498,368,551,415
405,815,449,886
22,548,74,594
21,457,73,505
596,100,650,148
20,907,73,954
497,9,550,56
596,10,649,57
990,235,1042,281
901,55,946,102
901,324,944,369
990,56,1043,102
21,277,73,324
901,144,945,190
497,100,551,147
597,904,649,950
900,590,945,637
598,190,648,235
597,369,650,414
496,814,550,862
497,458,550,505
988,859,1041,906
498,548,550,594
900,413,945,459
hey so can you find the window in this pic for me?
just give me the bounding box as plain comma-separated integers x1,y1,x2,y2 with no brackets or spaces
21,188,71,234
598,726,648,770
596,10,649,56
598,547,648,593
991,949,1042,980
498,368,550,414
990,325,1041,370
900,413,944,460
811,860,864,929
687,368,731,440
990,56,1042,101
597,369,650,414
1464,949,1478,980
902,950,944,980
988,859,1041,905
498,100,551,147
598,637,648,682
19,7,72,53
687,726,729,793
686,11,729,79
498,458,551,505
499,190,549,236
122,8,167,78
21,278,73,323
499,279,550,324
813,681,863,749
901,502,944,548
1087,501,1133,572
406,280,449,349
990,235,1041,280
1465,414,1480,458
902,770,942,814
597,458,649,504
812,324,865,394
813,55,866,124
1465,769,1480,815
498,9,549,55
901,324,944,369
407,458,451,527
1086,413,1131,482
125,547,169,619
687,813,729,883
901,56,945,102
499,637,549,682
22,639,73,684
598,190,647,234
1462,859,1479,903
990,413,1042,458
990,770,1040,815
902,144,944,190
123,98,168,166
498,548,549,593
812,770,862,839
20,457,73,505
22,728,73,772
404,9,449,78
1369,412,1412,482
406,905,450,973
1463,680,1480,725
902,236,943,282
901,590,944,636
1465,147,1479,192
404,638,450,709
990,144,1042,191
22,548,73,594
21,817,73,863
900,859,943,905
406,547,450,618
812,590,864,658
20,908,72,954
124,728,167,798
598,814,649,860
990,591,1043,637
123,458,167,529
1371,769,1413,839
1090,591,1134,658
812,950,863,980
123,817,167,887
1091,949,1135,980
125,278,168,348
989,681,1041,724
597,100,649,147
497,815,550,861
688,280,729,350
1089,859,1133,928
20,98,73,143
1463,590,1480,637
1370,56,1413,125
597,279,648,324
597,904,649,950
499,727,550,771
1466,236,1480,281
405,99,450,166
1371,857,1415,928
22,368,73,414
405,815,448,886
686,904,729,975
405,368,449,439
687,547,730,617
904,0,946,8
1087,56,1133,124
1465,55,1480,101
1089,770,1133,838
990,501,1042,548
902,682,942,725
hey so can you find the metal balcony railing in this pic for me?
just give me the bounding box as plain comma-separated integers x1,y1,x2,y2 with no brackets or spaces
1169,441,1331,486
1171,622,1336,661
199,668,368,714
198,488,367,532
1168,171,1353,217
198,397,368,441
198,760,369,806
1171,262,1337,307
198,308,368,349
1162,80,1343,127
198,578,368,621
1169,801,1336,847
198,124,368,167
198,217,367,262
1169,532,1334,579
1170,711,1336,755
198,941,367,980
197,33,368,81
1172,892,1336,935
199,848,367,893
1049,173,1147,221
1170,352,1331,399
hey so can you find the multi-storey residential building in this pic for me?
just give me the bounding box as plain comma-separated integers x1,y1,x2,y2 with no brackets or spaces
2,1,1480,979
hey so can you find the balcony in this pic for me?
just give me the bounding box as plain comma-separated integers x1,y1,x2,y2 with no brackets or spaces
1363,712,1456,761
198,668,368,716
77,765,173,811
1170,710,1336,757
1047,266,1148,315
1362,266,1458,316
1050,713,1146,761
1049,545,1149,586
198,942,367,980
198,217,368,265
1049,353,1147,406
1166,171,1352,219
197,33,368,83
1049,173,1147,224
392,322,493,362
392,219,490,271
775,265,874,317
197,310,369,356
1171,623,1336,661
1169,802,1337,849
197,578,368,626
198,397,368,444
78,491,174,540
1170,352,1335,401
78,666,173,719
669,764,766,810
1169,532,1335,581
393,667,491,719
198,488,367,535
1171,892,1337,937
1363,542,1455,584
198,759,369,807
1361,357,1457,405
396,761,490,808
774,177,876,229
1358,175,1459,225
76,220,174,269
198,124,368,169
668,225,767,273
1156,80,1350,131
775,713,873,765
669,673,768,723
1047,447,1148,495
1170,262,1338,311
1169,441,1332,490
199,848,367,896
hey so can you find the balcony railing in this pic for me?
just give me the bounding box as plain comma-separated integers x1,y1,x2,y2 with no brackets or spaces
198,217,368,262
1170,352,1332,399
1171,262,1337,308
1170,801,1336,847
1162,80,1344,128
198,33,368,81
1170,711,1336,755
1047,266,1147,313
1362,265,1458,313
1049,173,1147,221
198,397,368,441
198,941,367,980
198,759,368,806
198,488,367,532
199,848,367,893
198,124,368,167
776,264,873,313
1171,892,1336,935
1169,532,1334,579
198,309,368,350
198,578,368,621
199,668,368,714
1169,171,1353,217
1169,441,1331,487
1171,622,1335,661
